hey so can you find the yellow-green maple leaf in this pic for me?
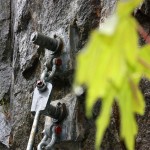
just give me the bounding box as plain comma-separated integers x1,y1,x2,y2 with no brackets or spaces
74,0,148,150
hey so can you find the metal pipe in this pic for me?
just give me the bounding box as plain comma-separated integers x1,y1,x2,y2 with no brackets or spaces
31,32,58,51
26,111,40,150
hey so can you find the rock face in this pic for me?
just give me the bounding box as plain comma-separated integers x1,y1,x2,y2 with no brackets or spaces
3,0,101,149
0,0,150,150
0,0,12,149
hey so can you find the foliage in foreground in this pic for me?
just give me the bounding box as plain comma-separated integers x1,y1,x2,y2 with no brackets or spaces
74,0,150,149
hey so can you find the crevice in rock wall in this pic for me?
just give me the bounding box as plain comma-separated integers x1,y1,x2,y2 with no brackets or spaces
14,0,32,34
22,54,40,79
1,28,12,63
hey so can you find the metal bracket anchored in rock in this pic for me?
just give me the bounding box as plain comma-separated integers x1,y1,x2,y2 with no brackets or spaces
27,34,67,150
27,32,67,150
31,31,63,77
26,79,67,150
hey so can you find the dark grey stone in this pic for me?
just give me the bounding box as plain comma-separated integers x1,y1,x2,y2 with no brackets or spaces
0,0,12,147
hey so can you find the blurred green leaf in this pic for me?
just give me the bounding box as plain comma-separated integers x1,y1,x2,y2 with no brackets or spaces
74,0,147,150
